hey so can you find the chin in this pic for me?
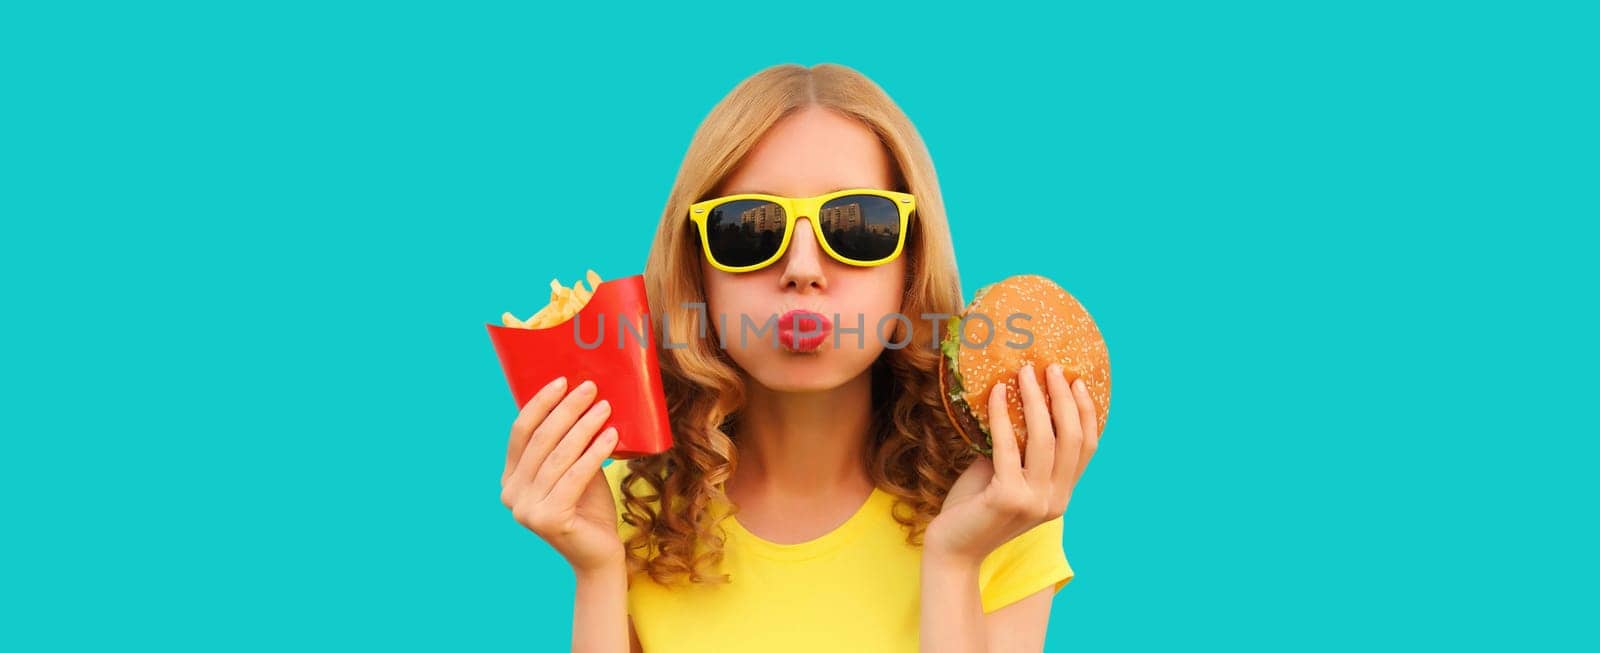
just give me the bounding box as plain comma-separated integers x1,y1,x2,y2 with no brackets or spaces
740,346,878,393
751,374,839,393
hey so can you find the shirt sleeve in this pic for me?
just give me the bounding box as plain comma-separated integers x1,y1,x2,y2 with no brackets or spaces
976,514,1075,614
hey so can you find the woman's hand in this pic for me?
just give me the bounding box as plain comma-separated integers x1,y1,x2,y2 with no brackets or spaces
500,376,625,574
925,363,1101,564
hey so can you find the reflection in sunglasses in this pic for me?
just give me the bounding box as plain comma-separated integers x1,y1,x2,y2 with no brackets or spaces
697,192,908,269
739,203,785,233
822,197,900,260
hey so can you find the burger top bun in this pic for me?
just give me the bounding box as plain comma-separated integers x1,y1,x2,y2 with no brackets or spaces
946,274,1111,452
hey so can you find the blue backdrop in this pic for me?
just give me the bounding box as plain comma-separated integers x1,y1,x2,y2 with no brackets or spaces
4,1,1594,650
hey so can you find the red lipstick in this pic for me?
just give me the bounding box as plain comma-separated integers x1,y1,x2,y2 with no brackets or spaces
777,310,831,352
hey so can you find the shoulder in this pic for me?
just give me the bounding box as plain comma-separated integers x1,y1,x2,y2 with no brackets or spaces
602,461,640,541
603,460,665,522
603,458,628,490
603,459,656,493
602,460,635,514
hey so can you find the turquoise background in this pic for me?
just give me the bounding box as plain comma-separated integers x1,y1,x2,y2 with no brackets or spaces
3,1,1594,650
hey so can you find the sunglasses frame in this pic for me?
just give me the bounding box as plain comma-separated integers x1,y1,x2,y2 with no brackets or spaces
688,188,916,273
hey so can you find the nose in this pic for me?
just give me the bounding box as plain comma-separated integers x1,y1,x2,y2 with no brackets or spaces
778,217,827,293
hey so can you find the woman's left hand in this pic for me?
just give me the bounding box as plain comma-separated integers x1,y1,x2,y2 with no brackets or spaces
925,362,1101,564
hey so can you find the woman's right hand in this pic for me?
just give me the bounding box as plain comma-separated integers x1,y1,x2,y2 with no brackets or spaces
500,376,624,574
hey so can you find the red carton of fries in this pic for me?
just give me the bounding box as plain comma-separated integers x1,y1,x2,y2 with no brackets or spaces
487,274,673,459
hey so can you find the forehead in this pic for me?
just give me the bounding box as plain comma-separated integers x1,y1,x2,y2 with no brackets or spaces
717,106,895,197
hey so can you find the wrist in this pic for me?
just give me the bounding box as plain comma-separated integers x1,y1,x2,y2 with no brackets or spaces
573,555,628,584
922,546,983,575
923,524,988,569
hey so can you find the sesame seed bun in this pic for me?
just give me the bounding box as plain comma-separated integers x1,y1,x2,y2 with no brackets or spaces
939,274,1111,454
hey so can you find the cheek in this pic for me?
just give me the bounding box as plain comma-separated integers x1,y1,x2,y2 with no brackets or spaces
875,263,909,338
835,263,907,330
701,270,766,322
860,260,907,313
700,260,737,314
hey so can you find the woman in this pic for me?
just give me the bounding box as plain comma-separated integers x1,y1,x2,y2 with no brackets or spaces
500,63,1101,652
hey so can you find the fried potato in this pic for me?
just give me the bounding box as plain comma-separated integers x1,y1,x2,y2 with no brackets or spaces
501,269,604,329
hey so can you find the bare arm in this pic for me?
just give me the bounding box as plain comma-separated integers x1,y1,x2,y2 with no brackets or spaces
984,587,1054,651
920,551,986,652
920,552,1054,652
572,561,632,653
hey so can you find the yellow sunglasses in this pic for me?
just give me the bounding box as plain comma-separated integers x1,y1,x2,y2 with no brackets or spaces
687,188,916,273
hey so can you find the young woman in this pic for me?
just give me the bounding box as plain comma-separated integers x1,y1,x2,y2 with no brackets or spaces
500,63,1102,652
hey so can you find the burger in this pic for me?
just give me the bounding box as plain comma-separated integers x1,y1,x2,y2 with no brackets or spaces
938,274,1111,456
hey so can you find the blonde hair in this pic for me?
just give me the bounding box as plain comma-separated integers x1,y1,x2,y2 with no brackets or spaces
621,63,972,586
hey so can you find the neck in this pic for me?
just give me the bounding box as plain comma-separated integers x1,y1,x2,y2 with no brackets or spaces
726,365,877,500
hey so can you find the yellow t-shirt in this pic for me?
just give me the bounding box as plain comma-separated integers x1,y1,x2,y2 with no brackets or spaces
603,461,1073,652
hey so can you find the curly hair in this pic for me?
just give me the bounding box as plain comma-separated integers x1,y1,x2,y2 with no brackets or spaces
620,63,974,586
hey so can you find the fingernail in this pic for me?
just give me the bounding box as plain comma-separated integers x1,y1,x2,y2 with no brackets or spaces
577,380,596,395
1074,378,1085,391
596,399,611,412
1047,363,1062,377
1020,363,1034,376
546,376,568,392
602,428,618,442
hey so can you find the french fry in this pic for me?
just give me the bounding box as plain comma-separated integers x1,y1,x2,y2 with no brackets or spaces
502,270,606,330
525,302,557,329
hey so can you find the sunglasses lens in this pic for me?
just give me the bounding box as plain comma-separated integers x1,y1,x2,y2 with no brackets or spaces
704,200,788,268
819,194,903,263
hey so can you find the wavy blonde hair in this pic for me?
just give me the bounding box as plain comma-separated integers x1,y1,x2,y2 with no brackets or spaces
621,63,972,586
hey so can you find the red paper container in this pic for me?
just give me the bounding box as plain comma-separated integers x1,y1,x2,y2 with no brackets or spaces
487,274,673,459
